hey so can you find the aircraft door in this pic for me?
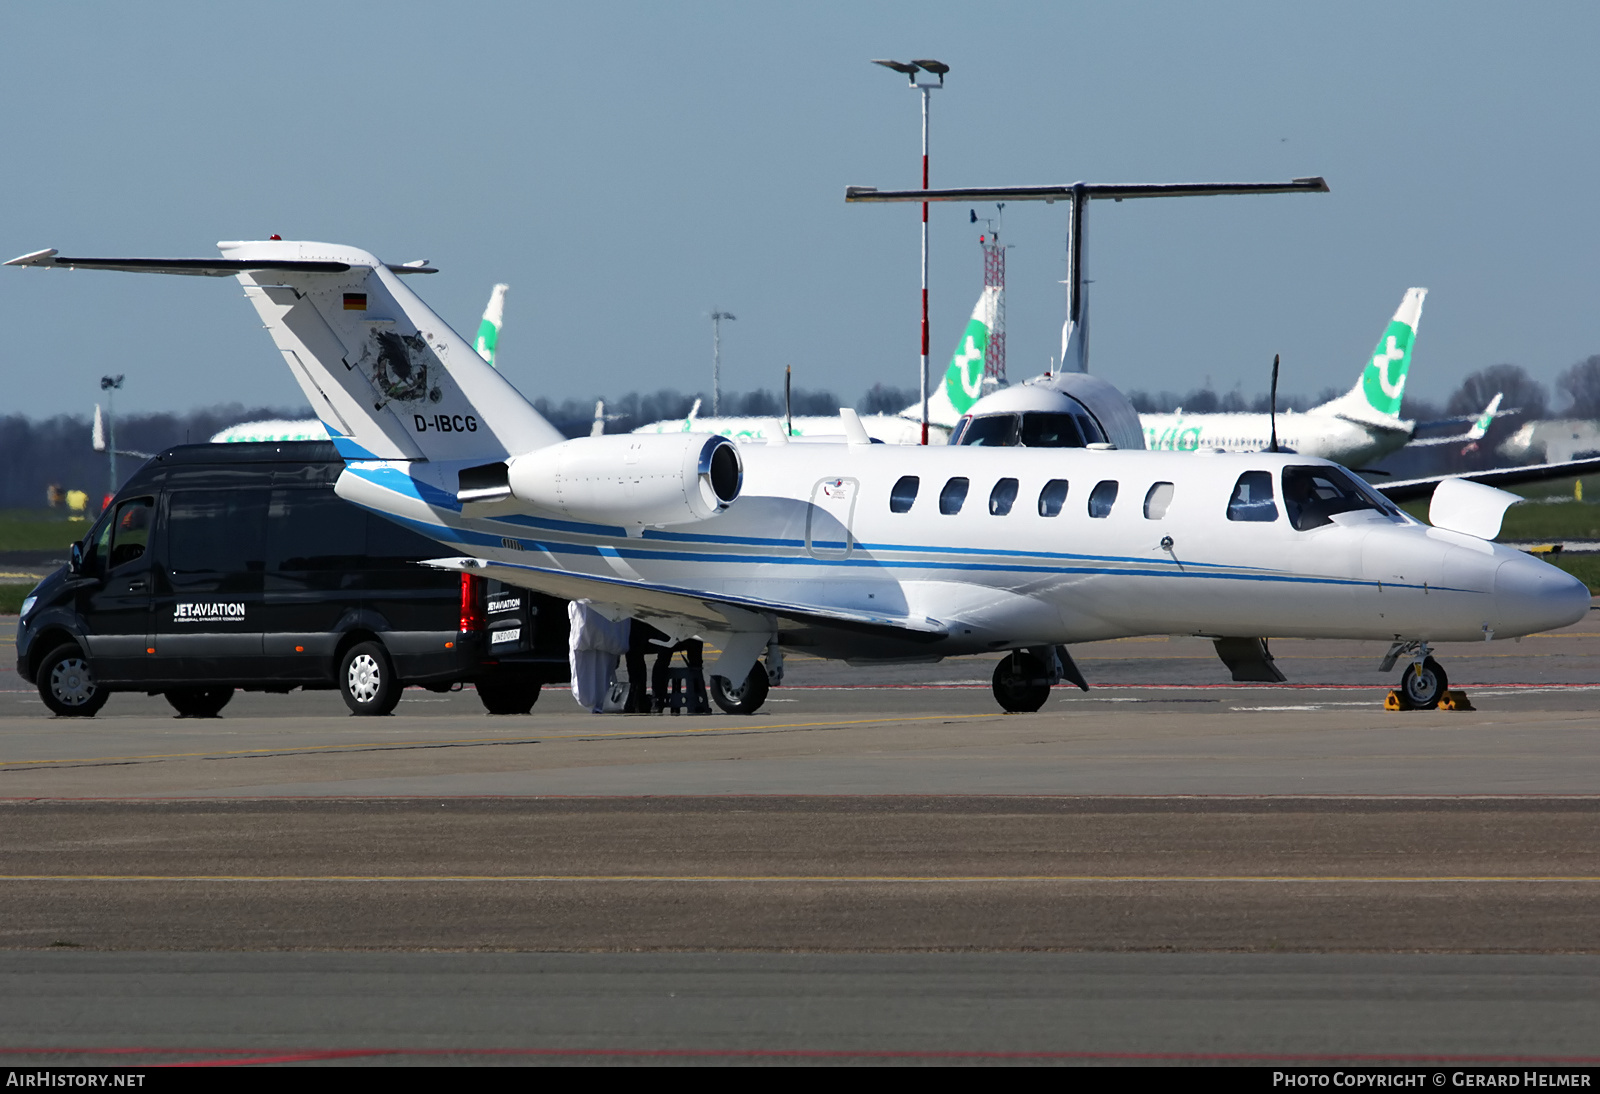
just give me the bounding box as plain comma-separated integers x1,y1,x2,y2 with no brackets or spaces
806,477,859,560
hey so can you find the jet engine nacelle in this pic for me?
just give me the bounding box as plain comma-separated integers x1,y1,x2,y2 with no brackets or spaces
504,433,742,527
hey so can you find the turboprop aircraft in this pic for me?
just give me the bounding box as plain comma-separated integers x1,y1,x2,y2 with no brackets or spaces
8,241,1590,714
631,287,1001,444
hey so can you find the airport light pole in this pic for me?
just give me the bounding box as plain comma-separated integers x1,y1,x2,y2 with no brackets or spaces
873,58,948,444
710,310,735,416
99,374,123,498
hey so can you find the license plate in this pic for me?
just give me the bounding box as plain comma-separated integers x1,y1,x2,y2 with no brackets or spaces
491,628,521,645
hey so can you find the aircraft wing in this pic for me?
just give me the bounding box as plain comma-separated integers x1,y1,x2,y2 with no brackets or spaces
1375,455,1600,503
422,555,950,643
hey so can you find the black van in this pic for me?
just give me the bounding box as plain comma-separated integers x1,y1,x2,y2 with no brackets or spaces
15,442,569,717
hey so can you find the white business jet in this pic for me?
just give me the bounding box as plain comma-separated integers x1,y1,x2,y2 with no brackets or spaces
8,242,1588,714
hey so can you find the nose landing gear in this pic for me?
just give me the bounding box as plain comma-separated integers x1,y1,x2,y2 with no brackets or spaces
1381,641,1449,710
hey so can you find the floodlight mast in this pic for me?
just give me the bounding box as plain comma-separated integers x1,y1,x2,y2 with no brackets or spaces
845,176,1329,375
710,310,736,416
871,58,948,444
99,374,123,499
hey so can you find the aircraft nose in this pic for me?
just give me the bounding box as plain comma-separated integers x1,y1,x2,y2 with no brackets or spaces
1492,554,1591,636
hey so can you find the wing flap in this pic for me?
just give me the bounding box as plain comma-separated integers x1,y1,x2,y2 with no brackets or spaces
424,555,949,643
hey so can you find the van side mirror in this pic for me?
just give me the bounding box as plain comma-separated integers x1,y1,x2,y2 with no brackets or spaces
69,541,83,575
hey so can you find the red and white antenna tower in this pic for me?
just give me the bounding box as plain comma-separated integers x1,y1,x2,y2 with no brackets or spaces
977,204,1007,384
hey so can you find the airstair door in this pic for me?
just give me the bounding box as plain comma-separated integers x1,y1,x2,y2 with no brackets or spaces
806,477,858,560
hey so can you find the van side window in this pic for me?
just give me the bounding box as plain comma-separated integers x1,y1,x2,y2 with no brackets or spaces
96,497,154,571
167,489,270,574
267,488,367,571
1088,480,1118,518
989,478,1019,516
939,477,970,515
1226,471,1279,522
1037,479,1070,517
1143,482,1175,520
889,475,919,513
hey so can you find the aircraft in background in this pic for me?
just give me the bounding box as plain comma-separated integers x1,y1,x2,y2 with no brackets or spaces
210,282,510,443
631,287,1001,444
10,239,1588,716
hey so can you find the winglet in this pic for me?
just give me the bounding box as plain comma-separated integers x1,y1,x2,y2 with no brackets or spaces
839,408,872,445
4,249,59,267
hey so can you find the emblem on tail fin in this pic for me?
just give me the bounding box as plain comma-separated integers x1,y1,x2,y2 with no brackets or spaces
359,330,443,408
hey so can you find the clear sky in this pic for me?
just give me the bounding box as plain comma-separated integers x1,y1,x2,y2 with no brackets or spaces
3,1,1598,418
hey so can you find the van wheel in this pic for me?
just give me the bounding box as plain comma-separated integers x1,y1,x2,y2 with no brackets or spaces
710,666,769,715
38,644,108,718
165,687,234,718
477,676,541,715
340,641,401,716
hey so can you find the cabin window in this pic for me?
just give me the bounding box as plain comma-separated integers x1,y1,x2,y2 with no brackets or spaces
956,414,1017,447
989,478,1019,516
939,477,970,515
1282,465,1398,530
889,475,919,514
1226,471,1279,522
1143,482,1175,520
1088,480,1119,518
1037,479,1070,517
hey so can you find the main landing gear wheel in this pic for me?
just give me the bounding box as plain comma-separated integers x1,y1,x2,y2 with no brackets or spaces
992,651,1051,713
38,644,108,718
476,675,542,715
1397,657,1448,711
710,665,770,715
339,641,402,716
165,687,234,718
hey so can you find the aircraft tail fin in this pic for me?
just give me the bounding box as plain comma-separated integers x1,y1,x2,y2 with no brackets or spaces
475,283,509,366
1314,287,1427,426
902,285,1000,428
1465,393,1503,441
9,241,563,463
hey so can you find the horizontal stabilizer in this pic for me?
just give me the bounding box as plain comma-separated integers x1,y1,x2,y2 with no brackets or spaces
424,555,949,643
3,248,437,276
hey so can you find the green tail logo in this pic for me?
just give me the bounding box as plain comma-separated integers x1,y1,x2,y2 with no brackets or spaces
474,283,509,368
943,317,989,416
1356,288,1426,420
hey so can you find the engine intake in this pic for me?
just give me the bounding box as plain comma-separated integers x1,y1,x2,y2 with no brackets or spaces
504,433,742,527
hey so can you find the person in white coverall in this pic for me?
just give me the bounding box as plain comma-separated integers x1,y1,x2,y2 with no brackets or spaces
567,600,631,713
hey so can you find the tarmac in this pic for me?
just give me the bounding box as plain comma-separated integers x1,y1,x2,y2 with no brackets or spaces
1,614,1598,1065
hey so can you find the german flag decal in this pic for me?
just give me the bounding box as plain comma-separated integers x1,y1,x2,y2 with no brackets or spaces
343,293,367,311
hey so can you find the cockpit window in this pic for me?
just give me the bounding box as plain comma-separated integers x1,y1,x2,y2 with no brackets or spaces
1226,471,1278,522
939,477,970,515
955,415,1017,447
1038,479,1069,517
954,408,1109,449
1019,411,1107,448
889,475,919,514
1282,465,1399,531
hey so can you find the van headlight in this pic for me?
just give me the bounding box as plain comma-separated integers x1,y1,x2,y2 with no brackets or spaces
19,596,37,619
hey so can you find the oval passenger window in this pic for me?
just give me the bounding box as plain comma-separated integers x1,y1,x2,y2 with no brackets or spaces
889,475,919,514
